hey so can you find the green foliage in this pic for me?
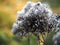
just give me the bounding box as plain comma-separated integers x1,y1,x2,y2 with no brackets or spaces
47,0,60,9
21,33,37,45
0,33,9,45
30,34,37,45
44,31,57,45
41,0,60,9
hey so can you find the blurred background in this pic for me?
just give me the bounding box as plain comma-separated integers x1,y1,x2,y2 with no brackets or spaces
0,0,60,45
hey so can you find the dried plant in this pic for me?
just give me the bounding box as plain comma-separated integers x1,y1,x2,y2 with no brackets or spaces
11,1,60,45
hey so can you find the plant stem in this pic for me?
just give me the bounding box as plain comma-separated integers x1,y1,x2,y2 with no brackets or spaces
28,32,30,45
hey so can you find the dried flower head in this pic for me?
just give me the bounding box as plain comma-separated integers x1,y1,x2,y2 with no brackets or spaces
12,2,60,38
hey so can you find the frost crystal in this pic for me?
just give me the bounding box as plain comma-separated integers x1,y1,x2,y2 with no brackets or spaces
12,1,60,38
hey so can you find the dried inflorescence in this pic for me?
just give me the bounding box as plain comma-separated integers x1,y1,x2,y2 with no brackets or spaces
11,1,60,40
